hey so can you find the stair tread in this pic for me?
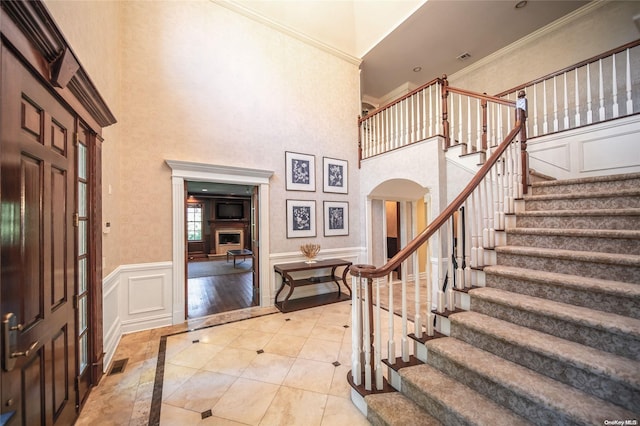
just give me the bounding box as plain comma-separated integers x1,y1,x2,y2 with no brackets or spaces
483,265,640,298
365,392,442,426
399,363,532,426
450,310,640,388
524,188,640,201
496,245,640,265
508,227,640,238
469,287,640,338
531,172,640,188
426,337,637,424
516,208,640,217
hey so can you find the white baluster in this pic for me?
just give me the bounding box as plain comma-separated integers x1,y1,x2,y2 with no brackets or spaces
351,275,362,386
426,85,431,137
553,76,559,132
363,276,371,390
412,201,422,339
476,98,482,152
574,69,581,127
467,96,472,151
387,274,395,365
612,53,619,118
599,59,606,121
469,190,477,269
423,88,428,139
476,188,484,268
375,277,383,390
587,63,593,124
435,82,441,135
626,48,633,115
458,93,463,146
426,237,434,335
532,83,538,137
563,72,569,130
455,210,464,290
437,228,445,313
462,202,472,288
543,80,549,134
401,258,409,362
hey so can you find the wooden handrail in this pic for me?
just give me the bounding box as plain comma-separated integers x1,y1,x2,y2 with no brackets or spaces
351,108,526,279
359,77,443,123
494,39,640,98
447,86,516,107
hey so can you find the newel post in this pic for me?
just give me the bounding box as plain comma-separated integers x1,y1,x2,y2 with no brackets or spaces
441,75,450,149
481,94,488,151
516,90,529,194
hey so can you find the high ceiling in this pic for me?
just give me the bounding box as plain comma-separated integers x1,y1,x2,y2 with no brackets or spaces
228,0,589,103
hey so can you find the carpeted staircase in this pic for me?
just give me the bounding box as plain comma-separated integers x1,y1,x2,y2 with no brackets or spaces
365,172,640,425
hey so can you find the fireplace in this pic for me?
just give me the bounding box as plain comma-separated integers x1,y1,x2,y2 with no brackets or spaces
214,229,244,254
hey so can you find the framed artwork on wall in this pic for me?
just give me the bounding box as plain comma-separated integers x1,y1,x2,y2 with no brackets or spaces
285,151,315,191
323,157,348,193
323,201,349,236
287,199,316,238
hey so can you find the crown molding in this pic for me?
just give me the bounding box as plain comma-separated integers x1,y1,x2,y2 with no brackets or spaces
449,0,608,83
1,0,117,127
212,0,362,66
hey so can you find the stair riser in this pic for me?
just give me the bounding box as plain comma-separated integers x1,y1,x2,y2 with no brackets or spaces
525,195,640,211
450,323,640,413
506,233,640,255
400,379,475,426
485,272,640,319
426,349,582,426
496,252,640,284
470,297,640,361
531,178,640,196
515,215,640,230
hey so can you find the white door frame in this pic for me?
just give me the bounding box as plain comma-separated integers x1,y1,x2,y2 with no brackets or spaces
166,160,273,323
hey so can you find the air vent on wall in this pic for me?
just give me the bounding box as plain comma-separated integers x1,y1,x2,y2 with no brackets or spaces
457,52,472,61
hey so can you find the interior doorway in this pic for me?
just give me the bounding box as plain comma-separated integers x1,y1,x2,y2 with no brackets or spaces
185,181,258,318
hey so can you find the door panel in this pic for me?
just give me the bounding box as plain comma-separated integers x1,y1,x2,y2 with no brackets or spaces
1,45,77,425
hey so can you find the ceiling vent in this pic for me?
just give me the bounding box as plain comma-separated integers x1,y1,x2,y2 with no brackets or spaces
457,52,472,61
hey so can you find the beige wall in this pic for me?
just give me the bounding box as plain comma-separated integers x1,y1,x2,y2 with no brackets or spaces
47,0,361,270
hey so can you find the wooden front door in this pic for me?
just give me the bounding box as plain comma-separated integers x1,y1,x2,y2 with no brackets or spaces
0,45,78,425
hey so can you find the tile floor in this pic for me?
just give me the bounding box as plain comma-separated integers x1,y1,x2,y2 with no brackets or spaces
75,301,370,425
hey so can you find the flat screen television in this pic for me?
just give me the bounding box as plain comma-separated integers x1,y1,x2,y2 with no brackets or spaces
216,202,244,220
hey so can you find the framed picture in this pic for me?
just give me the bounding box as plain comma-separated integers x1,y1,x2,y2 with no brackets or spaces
286,199,316,238
323,201,349,236
323,157,348,193
285,151,315,191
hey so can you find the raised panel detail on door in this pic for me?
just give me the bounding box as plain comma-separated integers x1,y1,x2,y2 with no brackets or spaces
21,154,44,329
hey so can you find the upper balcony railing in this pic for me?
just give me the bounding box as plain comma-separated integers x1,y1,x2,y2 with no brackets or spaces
496,39,640,139
358,39,640,166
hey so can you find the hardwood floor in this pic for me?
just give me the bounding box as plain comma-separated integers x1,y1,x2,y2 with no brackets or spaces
187,267,256,318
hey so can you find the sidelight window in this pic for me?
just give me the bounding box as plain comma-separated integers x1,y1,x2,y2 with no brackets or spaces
187,203,203,241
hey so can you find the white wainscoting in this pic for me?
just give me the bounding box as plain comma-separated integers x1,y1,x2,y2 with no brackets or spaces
101,261,173,372
528,114,640,179
270,247,364,305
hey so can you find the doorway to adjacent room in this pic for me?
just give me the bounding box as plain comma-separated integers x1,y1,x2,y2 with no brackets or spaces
185,181,258,318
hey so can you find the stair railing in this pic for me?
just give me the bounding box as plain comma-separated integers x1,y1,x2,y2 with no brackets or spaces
349,97,527,393
496,39,640,139
359,77,444,163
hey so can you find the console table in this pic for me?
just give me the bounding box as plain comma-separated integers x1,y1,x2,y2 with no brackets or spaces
274,258,352,312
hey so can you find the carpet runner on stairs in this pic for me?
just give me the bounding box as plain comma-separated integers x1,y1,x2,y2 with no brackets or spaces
364,172,640,426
